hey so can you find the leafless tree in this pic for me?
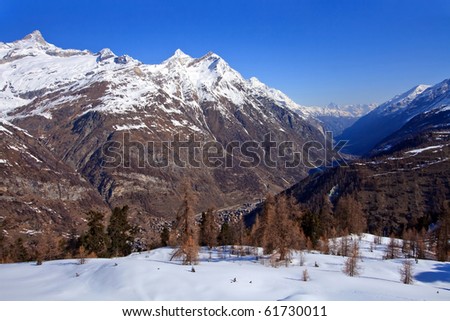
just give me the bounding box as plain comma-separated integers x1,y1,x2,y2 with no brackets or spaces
399,259,414,284
343,242,361,277
384,235,400,259
170,180,199,265
302,269,309,282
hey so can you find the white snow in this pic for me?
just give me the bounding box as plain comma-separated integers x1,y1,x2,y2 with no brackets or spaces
114,123,148,131
0,234,448,301
375,84,430,116
0,125,12,135
405,145,444,155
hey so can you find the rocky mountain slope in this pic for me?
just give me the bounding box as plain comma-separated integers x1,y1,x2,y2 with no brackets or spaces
0,31,327,233
285,130,450,234
0,119,108,236
338,83,444,155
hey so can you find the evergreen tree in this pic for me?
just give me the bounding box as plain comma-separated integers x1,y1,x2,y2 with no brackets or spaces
107,205,133,257
0,220,6,263
217,221,234,246
436,202,450,262
82,211,108,257
65,227,81,258
301,210,321,247
199,208,218,249
170,181,199,265
319,195,335,234
160,226,170,247
13,237,29,262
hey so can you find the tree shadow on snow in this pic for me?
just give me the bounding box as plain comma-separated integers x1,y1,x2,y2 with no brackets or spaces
415,263,450,283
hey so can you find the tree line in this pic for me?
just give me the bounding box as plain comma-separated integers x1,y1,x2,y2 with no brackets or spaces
0,185,448,264
0,205,134,264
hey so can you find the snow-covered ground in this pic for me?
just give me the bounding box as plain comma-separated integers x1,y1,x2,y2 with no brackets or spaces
0,234,448,301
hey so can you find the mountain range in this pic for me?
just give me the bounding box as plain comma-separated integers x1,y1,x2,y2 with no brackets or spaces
339,81,450,155
1,30,449,240
0,31,326,235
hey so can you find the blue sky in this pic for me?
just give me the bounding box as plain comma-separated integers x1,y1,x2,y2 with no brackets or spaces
1,0,449,106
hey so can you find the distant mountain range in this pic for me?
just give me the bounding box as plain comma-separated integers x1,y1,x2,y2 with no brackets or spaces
339,81,450,155
301,103,377,135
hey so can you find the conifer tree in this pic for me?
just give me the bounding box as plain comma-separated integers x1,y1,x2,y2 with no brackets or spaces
319,195,335,234
107,205,133,257
160,226,170,247
301,210,321,247
436,202,450,262
13,237,29,262
0,220,6,263
217,221,235,247
82,211,108,257
170,181,199,265
199,208,218,249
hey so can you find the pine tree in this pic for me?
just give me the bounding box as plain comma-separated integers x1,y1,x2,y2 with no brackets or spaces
199,208,218,249
107,205,133,257
65,227,81,258
82,211,108,257
301,210,321,248
436,202,450,262
160,226,170,247
0,220,6,263
170,181,199,265
217,221,235,247
13,237,29,262
319,195,335,234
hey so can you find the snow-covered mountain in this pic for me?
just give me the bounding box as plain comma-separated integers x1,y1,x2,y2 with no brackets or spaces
1,30,311,122
305,103,377,118
301,103,377,135
338,80,450,155
0,31,327,234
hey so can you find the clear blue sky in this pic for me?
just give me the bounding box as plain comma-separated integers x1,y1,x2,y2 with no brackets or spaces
1,0,449,106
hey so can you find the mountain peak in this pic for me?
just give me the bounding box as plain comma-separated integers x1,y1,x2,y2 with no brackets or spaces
201,51,221,61
22,30,47,45
164,49,193,65
173,49,190,58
